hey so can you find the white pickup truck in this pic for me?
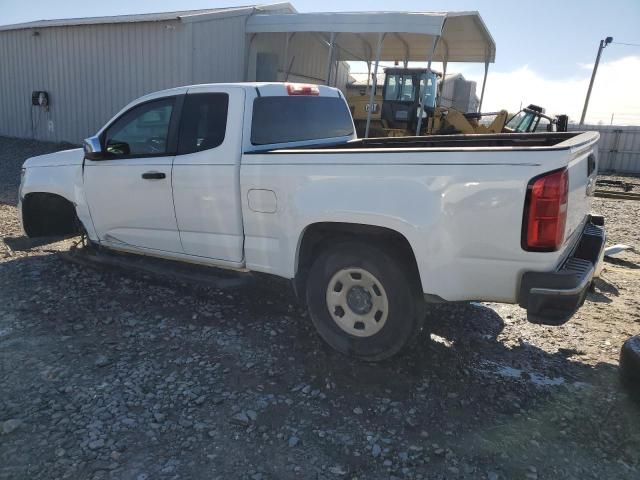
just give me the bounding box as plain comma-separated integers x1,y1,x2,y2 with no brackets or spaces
19,82,605,360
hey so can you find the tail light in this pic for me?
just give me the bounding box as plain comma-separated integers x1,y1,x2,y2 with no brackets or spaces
286,83,320,96
522,168,569,251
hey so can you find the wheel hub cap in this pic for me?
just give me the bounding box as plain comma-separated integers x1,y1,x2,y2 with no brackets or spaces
346,286,373,314
325,267,389,338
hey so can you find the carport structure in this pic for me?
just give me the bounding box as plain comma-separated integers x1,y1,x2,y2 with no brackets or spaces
247,11,496,137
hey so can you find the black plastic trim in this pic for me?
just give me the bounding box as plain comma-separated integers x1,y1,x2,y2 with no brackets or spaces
518,216,606,325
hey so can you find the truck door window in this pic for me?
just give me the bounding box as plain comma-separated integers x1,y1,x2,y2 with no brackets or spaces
103,98,175,157
177,93,229,154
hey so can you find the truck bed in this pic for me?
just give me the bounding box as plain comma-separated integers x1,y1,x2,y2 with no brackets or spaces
241,130,600,304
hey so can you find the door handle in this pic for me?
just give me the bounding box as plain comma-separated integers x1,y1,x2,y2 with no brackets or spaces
141,171,166,180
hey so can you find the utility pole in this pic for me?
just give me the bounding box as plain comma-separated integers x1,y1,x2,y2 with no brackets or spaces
580,36,613,125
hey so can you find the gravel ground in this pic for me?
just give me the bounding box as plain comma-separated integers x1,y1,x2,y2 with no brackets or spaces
1,136,639,480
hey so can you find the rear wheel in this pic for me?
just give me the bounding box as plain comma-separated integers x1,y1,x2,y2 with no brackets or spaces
305,242,424,361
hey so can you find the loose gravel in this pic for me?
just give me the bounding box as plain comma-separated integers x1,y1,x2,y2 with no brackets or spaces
1,136,639,479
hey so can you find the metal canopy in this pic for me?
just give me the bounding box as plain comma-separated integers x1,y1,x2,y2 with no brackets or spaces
248,10,495,137
246,11,496,64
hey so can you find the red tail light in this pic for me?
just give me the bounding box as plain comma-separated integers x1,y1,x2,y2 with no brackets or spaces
522,168,569,251
286,83,320,96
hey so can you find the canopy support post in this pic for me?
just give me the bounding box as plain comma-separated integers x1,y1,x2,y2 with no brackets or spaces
440,57,448,101
282,32,290,81
478,61,489,113
416,35,440,136
244,33,257,81
365,33,385,139
325,32,336,85
393,33,410,69
284,33,296,81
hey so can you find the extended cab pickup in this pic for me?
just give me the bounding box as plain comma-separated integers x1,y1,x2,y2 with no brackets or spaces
19,82,605,360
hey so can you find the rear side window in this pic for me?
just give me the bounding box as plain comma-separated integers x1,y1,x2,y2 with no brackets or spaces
251,96,353,146
178,93,229,154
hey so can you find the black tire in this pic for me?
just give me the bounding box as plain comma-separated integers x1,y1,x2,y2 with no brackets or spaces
620,336,640,399
305,241,424,361
23,194,78,237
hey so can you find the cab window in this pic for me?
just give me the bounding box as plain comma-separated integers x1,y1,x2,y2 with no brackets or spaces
251,96,353,146
535,116,552,132
384,74,415,102
103,98,175,157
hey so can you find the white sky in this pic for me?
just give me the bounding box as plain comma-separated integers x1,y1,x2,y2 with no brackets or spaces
459,55,640,126
350,55,640,125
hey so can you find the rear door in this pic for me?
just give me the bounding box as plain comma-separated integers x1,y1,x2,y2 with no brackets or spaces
84,96,183,253
171,86,245,263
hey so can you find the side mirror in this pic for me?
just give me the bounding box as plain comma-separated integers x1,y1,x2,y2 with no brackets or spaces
83,135,104,160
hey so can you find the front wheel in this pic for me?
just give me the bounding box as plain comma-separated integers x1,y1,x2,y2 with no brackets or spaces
305,242,424,361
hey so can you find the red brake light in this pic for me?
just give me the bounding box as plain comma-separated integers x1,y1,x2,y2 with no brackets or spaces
286,83,320,96
523,168,569,251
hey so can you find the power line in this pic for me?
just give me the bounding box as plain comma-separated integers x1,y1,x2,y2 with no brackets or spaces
611,41,640,47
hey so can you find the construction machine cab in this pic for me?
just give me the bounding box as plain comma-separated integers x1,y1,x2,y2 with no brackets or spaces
381,68,439,131
504,104,569,133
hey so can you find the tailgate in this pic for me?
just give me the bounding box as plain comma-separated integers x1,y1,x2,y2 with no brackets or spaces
562,132,600,248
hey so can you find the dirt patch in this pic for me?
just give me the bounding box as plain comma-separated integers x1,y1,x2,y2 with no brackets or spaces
1,136,639,479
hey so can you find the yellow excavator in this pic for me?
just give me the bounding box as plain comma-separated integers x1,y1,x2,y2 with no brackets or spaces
348,67,568,137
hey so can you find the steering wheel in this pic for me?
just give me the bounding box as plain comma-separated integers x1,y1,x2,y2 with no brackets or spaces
145,137,166,154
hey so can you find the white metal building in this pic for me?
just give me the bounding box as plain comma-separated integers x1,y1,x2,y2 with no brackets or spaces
0,3,350,143
0,5,494,143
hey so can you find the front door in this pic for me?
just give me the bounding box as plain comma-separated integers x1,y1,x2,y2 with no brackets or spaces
84,96,183,254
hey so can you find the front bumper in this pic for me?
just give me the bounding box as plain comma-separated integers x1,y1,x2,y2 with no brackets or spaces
518,215,606,325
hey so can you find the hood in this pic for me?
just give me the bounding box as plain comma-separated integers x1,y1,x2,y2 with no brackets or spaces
23,148,84,168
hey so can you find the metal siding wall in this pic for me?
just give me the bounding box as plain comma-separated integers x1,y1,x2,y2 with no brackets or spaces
0,20,187,143
568,125,640,174
0,15,356,143
191,16,247,84
0,16,353,143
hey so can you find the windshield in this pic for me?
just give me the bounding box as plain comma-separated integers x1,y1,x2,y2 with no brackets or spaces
384,74,416,102
383,71,438,109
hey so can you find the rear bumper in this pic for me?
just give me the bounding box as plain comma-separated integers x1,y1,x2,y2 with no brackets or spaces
518,215,606,325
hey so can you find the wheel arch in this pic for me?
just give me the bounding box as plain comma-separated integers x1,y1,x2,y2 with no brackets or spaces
293,221,422,302
21,192,80,237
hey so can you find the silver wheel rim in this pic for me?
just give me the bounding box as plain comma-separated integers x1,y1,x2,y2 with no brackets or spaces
325,267,389,338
